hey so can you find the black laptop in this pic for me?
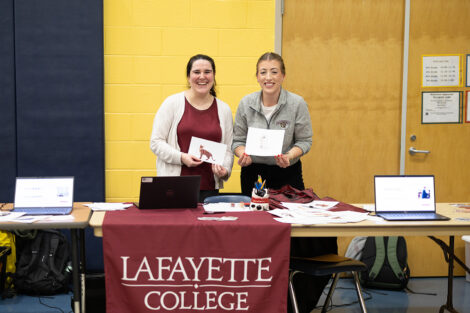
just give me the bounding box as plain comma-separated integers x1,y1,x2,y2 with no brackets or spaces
138,176,200,209
13,177,74,215
374,175,449,221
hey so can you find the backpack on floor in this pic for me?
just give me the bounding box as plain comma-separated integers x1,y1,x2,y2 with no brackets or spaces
0,230,16,297
14,229,71,295
359,236,410,290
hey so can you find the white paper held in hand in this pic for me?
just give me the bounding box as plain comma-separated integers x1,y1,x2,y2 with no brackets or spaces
188,137,227,165
245,127,285,156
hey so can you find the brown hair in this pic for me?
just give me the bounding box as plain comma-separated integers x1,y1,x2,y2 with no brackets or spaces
186,54,217,97
256,52,286,75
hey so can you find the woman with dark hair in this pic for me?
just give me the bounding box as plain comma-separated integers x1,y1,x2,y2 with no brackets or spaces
150,54,233,201
232,52,337,313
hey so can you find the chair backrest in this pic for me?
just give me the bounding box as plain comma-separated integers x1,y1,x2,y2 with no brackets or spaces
204,194,251,204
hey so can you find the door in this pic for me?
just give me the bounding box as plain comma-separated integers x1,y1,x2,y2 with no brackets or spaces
405,0,470,202
282,0,470,277
282,0,405,203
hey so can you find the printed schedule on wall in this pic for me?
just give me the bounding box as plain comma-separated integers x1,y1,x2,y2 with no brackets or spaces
422,91,461,124
422,55,462,87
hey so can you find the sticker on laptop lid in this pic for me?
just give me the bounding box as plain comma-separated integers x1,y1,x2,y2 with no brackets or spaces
142,177,153,183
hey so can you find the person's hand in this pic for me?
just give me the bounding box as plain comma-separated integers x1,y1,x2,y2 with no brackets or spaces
238,153,252,167
181,153,202,167
274,154,290,168
212,164,227,178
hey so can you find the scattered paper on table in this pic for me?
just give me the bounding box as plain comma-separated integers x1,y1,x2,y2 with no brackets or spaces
268,207,369,224
0,211,26,222
203,203,251,213
198,216,239,221
84,203,133,211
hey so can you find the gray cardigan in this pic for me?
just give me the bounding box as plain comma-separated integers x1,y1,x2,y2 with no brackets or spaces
232,88,312,165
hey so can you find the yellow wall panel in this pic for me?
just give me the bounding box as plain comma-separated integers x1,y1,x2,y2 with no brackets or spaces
161,85,186,99
106,170,137,198
133,0,190,27
191,0,247,29
105,114,154,141
223,169,241,193
105,114,133,141
104,27,136,55
131,114,155,140
247,1,275,29
104,0,276,199
134,28,163,55
133,57,163,84
219,29,273,57
157,56,192,85
104,27,163,55
215,57,260,85
162,28,218,56
105,85,163,114
218,85,259,114
106,141,154,169
103,0,133,27
104,56,134,84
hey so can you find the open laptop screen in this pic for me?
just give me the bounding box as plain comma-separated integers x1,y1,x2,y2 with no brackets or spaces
374,175,435,213
14,177,74,209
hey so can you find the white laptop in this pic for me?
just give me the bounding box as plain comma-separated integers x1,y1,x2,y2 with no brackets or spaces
13,177,74,215
374,175,449,221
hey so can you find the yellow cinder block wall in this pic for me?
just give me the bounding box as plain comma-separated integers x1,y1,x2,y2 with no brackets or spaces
104,0,276,202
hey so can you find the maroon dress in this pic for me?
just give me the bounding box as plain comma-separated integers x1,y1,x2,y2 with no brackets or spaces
177,97,221,190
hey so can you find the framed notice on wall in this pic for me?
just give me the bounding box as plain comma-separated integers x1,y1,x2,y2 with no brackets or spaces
422,55,462,87
421,91,462,124
466,91,470,123
467,55,470,87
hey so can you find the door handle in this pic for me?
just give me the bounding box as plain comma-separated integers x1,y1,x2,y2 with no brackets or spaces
409,147,430,155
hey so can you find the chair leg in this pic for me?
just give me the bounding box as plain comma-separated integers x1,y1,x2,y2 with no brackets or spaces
352,271,368,313
321,273,340,313
288,270,301,313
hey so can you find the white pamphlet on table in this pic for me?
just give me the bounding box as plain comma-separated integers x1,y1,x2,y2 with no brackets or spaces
188,137,227,165
245,127,285,156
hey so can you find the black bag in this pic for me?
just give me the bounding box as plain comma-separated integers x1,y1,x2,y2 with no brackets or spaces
359,236,410,290
14,230,71,295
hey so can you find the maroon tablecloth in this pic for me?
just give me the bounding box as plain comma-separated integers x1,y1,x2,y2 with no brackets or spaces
103,206,291,313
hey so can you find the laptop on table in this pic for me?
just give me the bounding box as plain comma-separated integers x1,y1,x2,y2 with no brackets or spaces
374,175,449,221
13,177,74,215
138,176,200,209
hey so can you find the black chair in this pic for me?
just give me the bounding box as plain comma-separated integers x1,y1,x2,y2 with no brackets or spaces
204,194,251,203
289,254,368,313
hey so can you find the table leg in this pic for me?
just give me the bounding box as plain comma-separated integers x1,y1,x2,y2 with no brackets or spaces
71,229,81,313
80,228,87,313
435,236,459,313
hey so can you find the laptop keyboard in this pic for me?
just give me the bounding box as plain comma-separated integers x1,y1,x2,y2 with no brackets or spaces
384,213,437,218
13,207,72,215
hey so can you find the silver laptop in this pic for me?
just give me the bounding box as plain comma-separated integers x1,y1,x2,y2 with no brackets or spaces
138,176,200,209
13,177,74,215
374,175,449,221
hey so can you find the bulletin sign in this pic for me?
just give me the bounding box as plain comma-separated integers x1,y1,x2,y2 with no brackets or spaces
422,55,462,88
422,91,462,124
466,90,470,123
467,55,470,87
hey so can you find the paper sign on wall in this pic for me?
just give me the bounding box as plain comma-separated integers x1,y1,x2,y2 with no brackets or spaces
422,92,461,124
422,55,462,87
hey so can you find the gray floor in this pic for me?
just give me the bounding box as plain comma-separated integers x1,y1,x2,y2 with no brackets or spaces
316,277,470,313
0,277,469,313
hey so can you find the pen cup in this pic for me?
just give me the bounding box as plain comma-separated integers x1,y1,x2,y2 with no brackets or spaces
250,188,269,211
